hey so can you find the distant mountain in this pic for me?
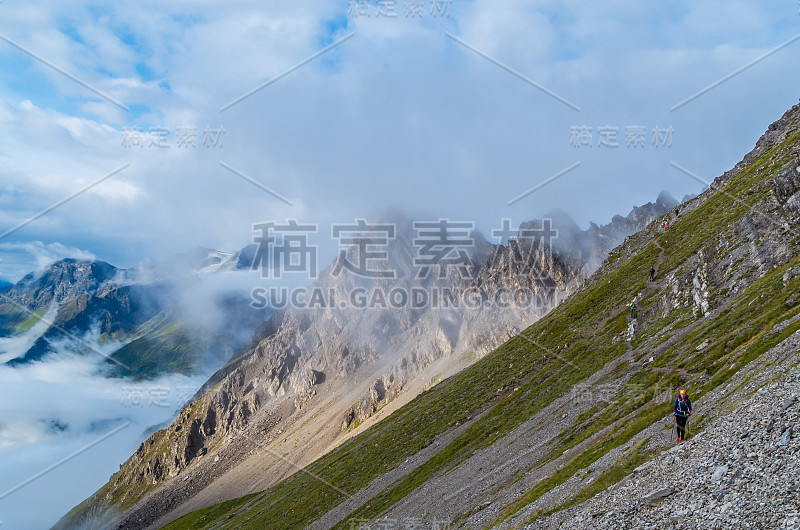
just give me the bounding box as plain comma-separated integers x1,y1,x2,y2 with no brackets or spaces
135,246,259,281
104,293,269,380
0,259,118,338
0,259,170,364
0,253,268,379
0,280,12,293
6,258,118,310
538,190,679,274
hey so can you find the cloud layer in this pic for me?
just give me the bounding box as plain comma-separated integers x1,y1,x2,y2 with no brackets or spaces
0,347,208,529
0,1,798,280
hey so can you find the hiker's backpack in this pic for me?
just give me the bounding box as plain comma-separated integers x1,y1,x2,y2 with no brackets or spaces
675,396,690,416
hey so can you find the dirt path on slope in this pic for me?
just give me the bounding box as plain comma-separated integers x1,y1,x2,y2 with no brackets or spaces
583,239,665,342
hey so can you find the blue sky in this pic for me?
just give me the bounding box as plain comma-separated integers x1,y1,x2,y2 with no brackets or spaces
0,0,799,281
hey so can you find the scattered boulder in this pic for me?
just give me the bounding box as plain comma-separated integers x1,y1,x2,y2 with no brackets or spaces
643,487,673,506
710,465,728,483
777,428,793,447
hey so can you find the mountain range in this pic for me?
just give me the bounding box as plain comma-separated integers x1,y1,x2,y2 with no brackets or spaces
15,145,781,529
45,187,682,527
48,100,800,529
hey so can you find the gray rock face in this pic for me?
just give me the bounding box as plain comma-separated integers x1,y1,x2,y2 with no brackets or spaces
5,258,118,311
541,191,678,274
1,255,268,376
110,218,586,498
0,259,177,364
5,282,170,365
366,102,800,530
59,100,800,530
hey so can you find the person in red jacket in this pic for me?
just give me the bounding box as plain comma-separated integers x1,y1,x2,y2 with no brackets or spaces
673,389,693,442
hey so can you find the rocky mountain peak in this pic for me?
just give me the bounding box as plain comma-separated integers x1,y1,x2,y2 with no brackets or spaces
655,190,678,210
7,258,118,311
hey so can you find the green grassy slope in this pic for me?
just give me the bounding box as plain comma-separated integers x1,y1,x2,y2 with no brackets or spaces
159,119,800,529
0,303,42,337
104,312,199,380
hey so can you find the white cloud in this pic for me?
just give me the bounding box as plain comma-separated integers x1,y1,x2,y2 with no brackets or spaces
0,242,96,281
0,348,208,528
0,1,797,269
0,304,58,363
86,178,144,202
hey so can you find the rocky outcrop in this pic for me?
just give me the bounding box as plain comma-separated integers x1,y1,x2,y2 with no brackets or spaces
6,282,169,365
0,258,170,347
5,258,118,312
302,102,800,530
546,191,678,274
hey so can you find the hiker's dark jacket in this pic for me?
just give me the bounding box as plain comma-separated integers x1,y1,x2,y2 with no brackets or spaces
673,396,692,417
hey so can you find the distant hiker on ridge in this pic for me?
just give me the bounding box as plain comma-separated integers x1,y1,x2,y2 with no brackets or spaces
649,266,656,282
673,389,693,443
628,301,636,319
